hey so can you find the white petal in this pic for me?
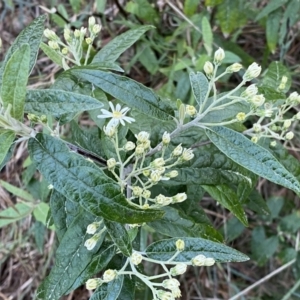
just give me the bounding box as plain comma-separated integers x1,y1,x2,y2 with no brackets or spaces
108,102,115,111
124,116,135,123
120,107,130,114
107,118,119,128
120,119,125,126
115,103,122,112
97,114,110,119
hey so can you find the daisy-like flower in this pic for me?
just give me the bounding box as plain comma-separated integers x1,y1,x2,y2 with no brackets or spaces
97,102,135,127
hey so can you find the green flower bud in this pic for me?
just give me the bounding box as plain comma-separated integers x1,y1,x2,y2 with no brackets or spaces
236,112,246,121
283,119,292,129
132,186,143,197
103,269,117,282
191,254,206,266
186,105,197,117
92,24,102,34
136,131,150,143
130,252,143,265
172,144,183,156
61,47,68,55
203,61,214,76
243,62,262,81
85,37,93,45
226,63,243,73
162,278,180,290
204,257,215,266
214,47,225,64
170,263,187,276
285,131,294,140
124,141,135,151
175,239,185,251
181,148,194,161
107,158,116,169
86,278,102,290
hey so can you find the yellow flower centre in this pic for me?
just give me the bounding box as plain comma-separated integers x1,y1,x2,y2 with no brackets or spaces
112,111,123,119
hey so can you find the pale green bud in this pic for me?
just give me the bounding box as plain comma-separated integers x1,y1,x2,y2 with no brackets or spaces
251,136,258,143
84,236,98,250
142,139,151,150
175,239,185,251
226,63,243,73
166,170,178,178
103,124,117,137
44,29,58,40
253,123,261,133
241,84,258,98
186,105,197,117
61,47,68,55
296,112,300,120
151,158,165,168
107,158,116,169
74,29,81,38
243,62,262,81
278,75,288,90
85,37,93,45
132,186,143,197
204,257,215,266
283,119,292,129
135,144,145,155
48,184,54,190
285,131,294,140
124,141,135,151
92,24,102,34
250,94,265,107
155,194,172,206
103,269,117,282
214,47,225,64
142,190,151,199
64,28,72,42
178,103,186,124
27,113,39,122
173,192,187,203
191,254,206,266
88,16,96,28
203,61,214,76
86,222,100,234
270,141,277,147
162,131,171,145
80,27,87,35
157,290,173,300
48,40,59,50
172,144,183,156
181,148,194,161
86,278,102,290
130,252,143,265
172,288,182,298
143,169,150,177
150,170,161,182
170,263,187,276
162,278,180,290
236,112,246,121
136,131,150,143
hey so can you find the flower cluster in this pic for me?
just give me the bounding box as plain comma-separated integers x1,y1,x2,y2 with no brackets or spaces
84,220,105,251
43,16,102,68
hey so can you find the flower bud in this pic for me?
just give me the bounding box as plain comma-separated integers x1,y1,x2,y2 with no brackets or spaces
142,203,150,209
40,115,47,123
136,131,150,143
295,112,300,120
170,263,187,276
166,170,178,178
181,148,194,161
175,239,185,251
135,144,145,155
173,192,187,203
285,131,294,140
142,189,151,199
48,40,59,50
61,47,68,55
88,16,96,28
191,254,206,266
0,38,2,49
155,194,172,206
124,141,135,151
107,158,116,169
132,186,143,197
84,236,98,250
143,169,150,177
287,92,299,104
178,103,186,125
251,136,258,143
92,24,102,34
162,131,171,145
243,62,262,81
172,144,183,156
172,288,182,298
86,278,102,290
64,28,72,42
27,113,40,122
270,141,277,147
214,47,225,64
150,170,162,182
131,252,143,265
103,124,117,137
143,139,151,150
283,119,292,129
157,290,173,300
278,75,288,90
86,222,100,234
103,269,117,282
44,29,58,40
151,158,165,168
203,61,214,76
236,112,246,122
186,105,197,117
241,84,258,98
253,123,261,132
250,94,265,107
204,257,215,266
81,27,87,35
85,37,93,45
48,184,54,190
163,278,180,290
74,29,81,38
226,63,243,73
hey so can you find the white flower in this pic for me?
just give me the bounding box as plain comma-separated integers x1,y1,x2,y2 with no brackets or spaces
175,239,185,251
162,131,171,145
204,257,215,266
173,193,187,203
97,102,135,127
86,222,100,234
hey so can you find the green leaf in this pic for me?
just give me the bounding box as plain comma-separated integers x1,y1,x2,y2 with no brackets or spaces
28,134,164,224
216,0,247,35
280,212,300,233
103,219,132,257
246,190,270,216
90,275,124,300
266,10,282,53
261,61,291,93
255,0,287,21
1,44,30,120
206,126,300,195
33,202,50,225
40,42,63,67
0,14,46,81
0,130,15,167
257,86,285,102
0,179,34,202
146,237,249,262
222,217,245,243
202,185,248,226
184,0,201,16
189,72,209,106
49,190,82,241
125,0,158,22
36,211,105,300
25,89,104,117
201,16,213,55
137,45,159,75
0,203,33,228
92,25,154,63
148,206,223,242
117,276,135,300
69,68,173,120
89,62,124,72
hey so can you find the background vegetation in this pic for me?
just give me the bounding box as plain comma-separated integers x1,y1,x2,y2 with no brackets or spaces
1,0,300,299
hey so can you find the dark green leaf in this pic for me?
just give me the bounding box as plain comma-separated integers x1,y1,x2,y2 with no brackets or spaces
103,219,132,257
189,72,209,106
125,0,158,22
89,62,124,72
0,130,15,167
148,206,223,242
222,217,245,243
36,211,105,300
1,44,30,120
117,276,135,300
280,212,300,233
68,68,174,120
92,25,154,63
25,89,104,117
201,16,213,55
90,275,124,300
203,185,248,226
245,190,270,216
206,126,300,195
146,237,249,262
255,0,287,21
266,10,281,53
28,134,164,224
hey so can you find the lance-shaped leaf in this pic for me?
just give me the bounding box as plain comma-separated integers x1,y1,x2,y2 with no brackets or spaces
92,25,154,63
25,89,104,116
0,130,15,167
202,185,248,226
146,237,249,263
189,72,209,106
28,134,164,223
40,42,63,67
36,211,106,300
103,219,132,257
68,68,173,120
206,126,300,195
0,14,46,83
90,275,124,300
1,44,30,120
